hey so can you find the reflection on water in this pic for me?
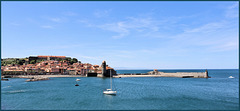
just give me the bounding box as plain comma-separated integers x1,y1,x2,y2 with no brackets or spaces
104,94,116,99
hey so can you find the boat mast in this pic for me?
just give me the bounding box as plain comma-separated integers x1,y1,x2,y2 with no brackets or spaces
110,70,112,90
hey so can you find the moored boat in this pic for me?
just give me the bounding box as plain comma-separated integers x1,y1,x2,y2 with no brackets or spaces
103,70,117,95
103,89,117,95
75,84,79,86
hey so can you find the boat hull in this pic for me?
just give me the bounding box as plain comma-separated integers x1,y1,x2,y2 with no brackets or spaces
103,91,117,95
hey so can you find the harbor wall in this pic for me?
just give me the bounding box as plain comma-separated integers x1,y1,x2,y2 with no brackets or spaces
116,70,209,78
158,72,208,78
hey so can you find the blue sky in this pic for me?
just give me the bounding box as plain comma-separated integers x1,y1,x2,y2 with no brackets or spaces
1,1,239,69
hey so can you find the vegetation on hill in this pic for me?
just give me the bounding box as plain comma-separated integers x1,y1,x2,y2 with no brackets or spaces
1,57,80,66
1,58,26,66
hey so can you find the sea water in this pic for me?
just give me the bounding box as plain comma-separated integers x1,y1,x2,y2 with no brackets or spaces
1,69,239,110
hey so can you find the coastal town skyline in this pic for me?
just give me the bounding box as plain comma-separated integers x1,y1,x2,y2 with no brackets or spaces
2,1,239,69
1,55,117,77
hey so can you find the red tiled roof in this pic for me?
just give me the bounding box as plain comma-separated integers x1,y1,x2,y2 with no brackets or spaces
38,55,66,58
106,67,113,70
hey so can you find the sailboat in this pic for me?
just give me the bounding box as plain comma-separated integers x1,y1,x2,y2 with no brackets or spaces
103,70,117,95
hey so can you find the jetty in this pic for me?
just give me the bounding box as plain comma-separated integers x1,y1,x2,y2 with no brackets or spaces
114,69,210,78
25,77,49,82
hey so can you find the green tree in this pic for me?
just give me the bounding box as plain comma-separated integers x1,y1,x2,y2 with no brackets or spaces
56,58,63,61
1,61,5,66
72,58,78,63
68,58,78,65
64,58,71,62
36,59,44,63
17,59,25,65
30,60,36,64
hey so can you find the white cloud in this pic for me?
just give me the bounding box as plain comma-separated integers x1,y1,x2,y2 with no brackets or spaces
78,55,102,61
62,11,78,16
96,17,161,39
50,18,62,22
76,11,238,54
152,19,239,54
98,22,129,39
228,2,239,9
41,25,53,29
76,19,93,27
184,22,226,33
85,14,200,39
114,54,133,58
225,2,239,18
44,16,66,23
208,41,238,52
10,22,20,26
94,9,111,18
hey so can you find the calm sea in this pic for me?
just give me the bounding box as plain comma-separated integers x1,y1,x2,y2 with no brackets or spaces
1,69,239,110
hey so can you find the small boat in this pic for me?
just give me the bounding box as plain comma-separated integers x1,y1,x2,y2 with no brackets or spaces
103,70,117,95
1,78,9,81
75,84,79,86
103,89,117,95
229,76,234,78
76,79,81,81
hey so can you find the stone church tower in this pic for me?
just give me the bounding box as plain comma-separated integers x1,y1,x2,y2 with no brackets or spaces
102,61,106,76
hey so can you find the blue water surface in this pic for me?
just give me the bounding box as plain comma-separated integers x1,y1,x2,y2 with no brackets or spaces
1,69,239,110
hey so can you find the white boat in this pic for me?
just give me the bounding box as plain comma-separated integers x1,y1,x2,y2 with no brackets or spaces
103,70,117,95
229,76,234,78
76,79,81,81
103,89,117,95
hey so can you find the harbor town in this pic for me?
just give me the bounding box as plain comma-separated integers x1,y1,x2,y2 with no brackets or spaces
1,55,117,80
1,55,209,81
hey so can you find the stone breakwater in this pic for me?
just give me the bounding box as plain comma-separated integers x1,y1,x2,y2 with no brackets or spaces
25,77,49,82
114,69,210,78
